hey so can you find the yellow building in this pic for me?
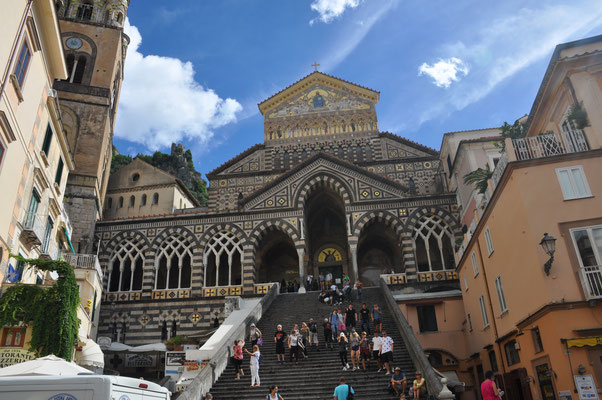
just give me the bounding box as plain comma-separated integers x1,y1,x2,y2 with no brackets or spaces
455,34,602,400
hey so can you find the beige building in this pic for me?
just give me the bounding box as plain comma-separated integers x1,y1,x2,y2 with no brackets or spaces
454,34,602,400
103,158,200,220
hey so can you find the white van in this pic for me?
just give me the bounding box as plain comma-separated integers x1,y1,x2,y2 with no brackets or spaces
0,374,170,400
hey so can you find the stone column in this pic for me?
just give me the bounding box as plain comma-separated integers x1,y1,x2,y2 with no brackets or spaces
350,244,359,281
297,248,306,293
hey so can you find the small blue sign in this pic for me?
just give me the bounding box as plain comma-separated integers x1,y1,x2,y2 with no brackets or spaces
119,396,131,400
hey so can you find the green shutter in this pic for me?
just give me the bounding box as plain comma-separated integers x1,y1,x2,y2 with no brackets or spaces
55,157,64,185
42,125,53,156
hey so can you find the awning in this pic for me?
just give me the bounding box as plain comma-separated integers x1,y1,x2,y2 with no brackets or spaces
62,227,75,254
75,339,104,368
565,336,602,348
101,342,167,353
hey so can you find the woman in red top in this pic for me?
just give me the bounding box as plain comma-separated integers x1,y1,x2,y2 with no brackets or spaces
232,339,245,380
481,371,501,400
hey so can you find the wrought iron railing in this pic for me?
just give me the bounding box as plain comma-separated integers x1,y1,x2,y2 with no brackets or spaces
41,238,59,260
512,130,589,161
579,265,602,300
22,211,46,244
62,253,103,279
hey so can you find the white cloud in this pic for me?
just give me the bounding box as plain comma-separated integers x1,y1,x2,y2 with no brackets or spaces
310,0,360,25
116,20,242,149
418,57,469,88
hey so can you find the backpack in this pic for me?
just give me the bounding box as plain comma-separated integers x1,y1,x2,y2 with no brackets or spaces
258,353,264,365
347,384,354,400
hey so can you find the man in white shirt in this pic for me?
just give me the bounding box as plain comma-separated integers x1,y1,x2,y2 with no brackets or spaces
379,330,394,375
371,331,383,372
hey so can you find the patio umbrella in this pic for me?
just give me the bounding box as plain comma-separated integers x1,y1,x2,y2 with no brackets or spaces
0,354,91,376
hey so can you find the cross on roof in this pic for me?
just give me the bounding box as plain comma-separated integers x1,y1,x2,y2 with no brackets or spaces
312,61,320,71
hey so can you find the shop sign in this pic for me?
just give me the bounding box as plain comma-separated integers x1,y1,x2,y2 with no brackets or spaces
0,348,35,368
125,354,156,368
165,351,186,366
574,375,599,400
558,390,572,400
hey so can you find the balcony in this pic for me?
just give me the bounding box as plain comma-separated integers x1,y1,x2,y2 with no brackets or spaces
20,211,46,246
40,237,59,261
579,265,602,300
62,253,103,279
512,129,589,161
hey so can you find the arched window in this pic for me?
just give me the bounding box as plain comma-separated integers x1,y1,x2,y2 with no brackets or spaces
116,12,123,23
73,56,86,84
107,197,113,209
141,194,147,206
152,193,159,205
129,195,135,207
155,234,193,290
118,196,124,208
77,2,93,21
413,215,455,272
204,231,243,287
107,238,144,292
65,54,75,81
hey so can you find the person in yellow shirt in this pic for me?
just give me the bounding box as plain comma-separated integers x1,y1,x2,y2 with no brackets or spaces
412,371,425,399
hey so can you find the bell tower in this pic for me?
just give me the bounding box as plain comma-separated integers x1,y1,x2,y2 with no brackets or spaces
54,0,130,253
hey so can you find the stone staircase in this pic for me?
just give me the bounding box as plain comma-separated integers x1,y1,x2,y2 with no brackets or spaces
208,287,418,399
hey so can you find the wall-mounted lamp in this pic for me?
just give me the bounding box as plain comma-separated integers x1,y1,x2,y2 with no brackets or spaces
577,364,586,375
539,233,557,275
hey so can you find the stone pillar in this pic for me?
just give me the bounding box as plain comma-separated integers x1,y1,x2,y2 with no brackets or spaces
350,244,359,281
297,248,306,293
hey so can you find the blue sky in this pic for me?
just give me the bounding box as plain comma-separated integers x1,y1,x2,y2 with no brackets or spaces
114,0,602,176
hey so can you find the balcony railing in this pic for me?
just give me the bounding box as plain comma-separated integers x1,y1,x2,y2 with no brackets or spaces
62,253,103,279
40,238,59,261
512,130,589,161
579,265,602,300
21,211,46,246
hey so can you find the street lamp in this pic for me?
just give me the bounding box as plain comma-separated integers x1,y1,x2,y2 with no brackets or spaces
539,233,557,275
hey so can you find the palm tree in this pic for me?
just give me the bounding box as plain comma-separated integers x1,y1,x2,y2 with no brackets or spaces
463,165,492,194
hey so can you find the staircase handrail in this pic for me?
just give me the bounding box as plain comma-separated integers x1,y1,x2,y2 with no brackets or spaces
379,278,444,397
177,283,280,400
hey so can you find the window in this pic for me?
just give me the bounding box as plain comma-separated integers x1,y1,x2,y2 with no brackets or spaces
129,195,135,207
467,313,473,332
417,305,438,332
471,251,479,276
55,157,64,185
107,197,112,209
488,350,498,372
155,234,193,289
108,238,144,292
504,340,520,366
556,166,592,200
532,327,544,353
140,194,147,206
494,275,508,313
571,226,602,299
414,215,456,272
14,41,31,87
132,173,140,182
1,327,25,347
76,3,93,20
118,196,123,208
479,295,489,328
42,216,54,253
484,227,494,255
41,124,53,156
464,276,469,292
152,193,159,205
446,154,453,176
204,231,243,287
72,56,87,84
24,188,41,228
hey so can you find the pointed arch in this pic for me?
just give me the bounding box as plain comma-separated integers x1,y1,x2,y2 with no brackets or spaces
352,210,404,240
153,232,195,290
293,171,353,209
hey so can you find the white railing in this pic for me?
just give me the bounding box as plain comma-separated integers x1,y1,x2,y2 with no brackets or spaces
41,238,60,260
21,211,46,244
579,265,602,300
62,253,103,279
512,130,589,161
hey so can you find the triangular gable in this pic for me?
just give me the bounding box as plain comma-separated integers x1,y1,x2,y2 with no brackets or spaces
108,158,178,190
258,71,380,116
206,144,265,178
243,153,408,211
379,132,438,158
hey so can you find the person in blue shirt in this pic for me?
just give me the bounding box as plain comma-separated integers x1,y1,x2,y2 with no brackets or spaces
391,367,407,396
333,376,354,400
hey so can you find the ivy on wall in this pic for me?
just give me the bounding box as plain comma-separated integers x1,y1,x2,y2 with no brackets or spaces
0,256,80,361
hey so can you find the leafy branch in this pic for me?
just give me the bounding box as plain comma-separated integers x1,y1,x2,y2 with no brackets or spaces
463,165,492,194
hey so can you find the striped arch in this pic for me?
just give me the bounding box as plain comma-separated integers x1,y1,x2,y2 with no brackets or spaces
151,226,199,249
100,230,150,289
198,223,248,251
293,172,353,209
352,210,404,242
404,206,461,235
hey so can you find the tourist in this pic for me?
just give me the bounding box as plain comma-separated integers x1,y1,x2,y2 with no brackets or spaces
337,308,345,333
337,332,350,371
305,274,314,291
266,385,285,400
481,370,501,400
232,338,244,380
343,274,350,285
412,371,425,400
355,279,363,300
349,329,360,371
359,303,371,335
331,307,340,337
280,279,286,293
333,376,354,400
342,281,352,302
202,393,213,400
323,318,333,350
274,324,287,364
308,318,319,350
379,330,394,375
288,329,301,364
344,304,357,332
244,344,261,387
319,272,325,290
372,303,383,333
359,331,371,370
300,322,310,359
372,330,383,372
391,367,407,396
287,281,294,293
318,290,328,304
249,323,262,347
326,272,333,287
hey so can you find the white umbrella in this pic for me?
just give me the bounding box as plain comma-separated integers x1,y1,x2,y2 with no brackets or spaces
0,354,91,376
75,340,104,368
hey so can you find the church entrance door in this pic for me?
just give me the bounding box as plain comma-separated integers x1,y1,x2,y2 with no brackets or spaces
256,229,298,285
357,220,404,286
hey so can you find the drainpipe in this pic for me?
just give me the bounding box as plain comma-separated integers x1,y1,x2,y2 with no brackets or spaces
0,0,33,100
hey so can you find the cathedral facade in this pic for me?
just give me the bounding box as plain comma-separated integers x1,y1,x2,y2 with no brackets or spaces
96,72,462,344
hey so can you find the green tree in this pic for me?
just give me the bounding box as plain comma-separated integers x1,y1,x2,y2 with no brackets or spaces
463,165,492,194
